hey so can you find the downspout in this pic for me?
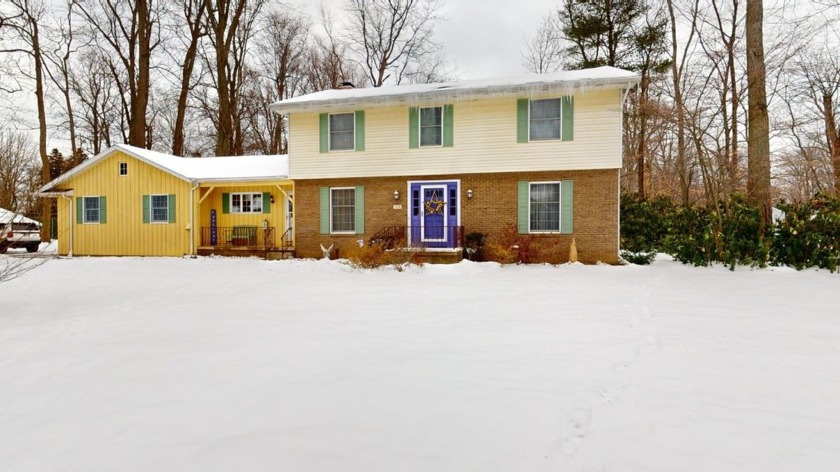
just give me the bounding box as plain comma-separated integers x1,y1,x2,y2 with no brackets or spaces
618,82,638,262
60,194,73,257
189,181,199,258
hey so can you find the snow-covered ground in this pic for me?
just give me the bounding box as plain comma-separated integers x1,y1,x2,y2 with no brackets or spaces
1,256,838,471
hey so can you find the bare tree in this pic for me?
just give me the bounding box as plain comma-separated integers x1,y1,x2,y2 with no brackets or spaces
43,0,79,158
72,49,117,154
521,14,564,74
344,0,446,86
0,127,37,211
164,0,206,156
202,0,265,155
1,0,52,241
305,8,362,91
746,0,772,226
74,0,160,148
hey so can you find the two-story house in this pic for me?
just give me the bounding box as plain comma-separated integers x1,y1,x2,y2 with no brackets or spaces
271,66,639,263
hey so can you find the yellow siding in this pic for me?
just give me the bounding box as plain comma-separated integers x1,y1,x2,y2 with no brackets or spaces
54,150,193,256
288,89,623,179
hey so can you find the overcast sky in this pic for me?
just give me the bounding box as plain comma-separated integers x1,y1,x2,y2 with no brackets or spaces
294,0,561,80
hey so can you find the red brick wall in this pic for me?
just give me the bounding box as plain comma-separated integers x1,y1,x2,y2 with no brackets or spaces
294,169,619,264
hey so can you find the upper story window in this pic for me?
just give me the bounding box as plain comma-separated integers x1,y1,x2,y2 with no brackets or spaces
231,192,263,213
420,106,442,146
119,162,128,176
329,113,355,151
529,98,562,141
517,97,572,143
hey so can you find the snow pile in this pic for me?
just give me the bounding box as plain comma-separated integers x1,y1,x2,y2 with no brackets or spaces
0,257,838,471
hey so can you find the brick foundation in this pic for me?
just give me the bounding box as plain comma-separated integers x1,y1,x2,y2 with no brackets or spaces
294,169,619,264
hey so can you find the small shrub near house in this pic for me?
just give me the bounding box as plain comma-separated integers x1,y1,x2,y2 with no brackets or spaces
344,239,424,271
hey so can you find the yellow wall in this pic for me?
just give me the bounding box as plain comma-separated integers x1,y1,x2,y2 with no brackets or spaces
54,151,193,256
287,89,623,179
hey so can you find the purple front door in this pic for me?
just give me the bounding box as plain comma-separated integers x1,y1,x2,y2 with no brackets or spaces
409,181,458,248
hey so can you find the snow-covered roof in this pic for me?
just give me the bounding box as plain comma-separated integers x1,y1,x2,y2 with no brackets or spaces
271,66,640,114
0,208,41,226
40,144,289,192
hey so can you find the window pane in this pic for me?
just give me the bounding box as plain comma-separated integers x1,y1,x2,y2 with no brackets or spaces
232,194,241,212
530,119,561,140
251,193,262,213
420,107,441,126
530,99,561,119
530,183,560,231
331,188,355,232
420,127,442,146
330,113,355,151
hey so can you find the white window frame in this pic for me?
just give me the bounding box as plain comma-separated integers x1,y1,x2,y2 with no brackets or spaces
528,181,562,233
330,187,356,234
118,162,128,176
82,196,101,224
329,112,356,152
150,194,169,223
230,192,263,214
419,106,443,147
528,98,563,142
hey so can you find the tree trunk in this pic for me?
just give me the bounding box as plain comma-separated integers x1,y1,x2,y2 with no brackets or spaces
31,18,51,242
129,0,152,147
746,0,772,227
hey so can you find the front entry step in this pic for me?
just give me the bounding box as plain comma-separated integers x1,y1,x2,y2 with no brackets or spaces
409,249,463,265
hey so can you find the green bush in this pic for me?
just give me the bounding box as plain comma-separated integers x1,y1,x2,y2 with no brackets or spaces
620,193,677,252
772,193,840,272
620,250,656,265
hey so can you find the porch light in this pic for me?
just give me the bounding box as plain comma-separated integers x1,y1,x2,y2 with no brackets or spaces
270,194,275,204
393,190,400,200
467,189,473,199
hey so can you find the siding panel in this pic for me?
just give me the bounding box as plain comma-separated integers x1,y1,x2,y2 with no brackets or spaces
288,89,623,179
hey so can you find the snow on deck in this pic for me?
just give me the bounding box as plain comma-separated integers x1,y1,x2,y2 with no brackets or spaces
0,257,838,471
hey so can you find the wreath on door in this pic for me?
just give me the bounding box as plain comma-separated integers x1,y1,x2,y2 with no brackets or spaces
424,190,446,215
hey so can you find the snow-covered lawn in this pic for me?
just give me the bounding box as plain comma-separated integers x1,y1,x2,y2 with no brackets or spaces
1,256,838,471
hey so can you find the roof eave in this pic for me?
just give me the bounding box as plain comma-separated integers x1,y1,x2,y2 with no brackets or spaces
270,75,641,114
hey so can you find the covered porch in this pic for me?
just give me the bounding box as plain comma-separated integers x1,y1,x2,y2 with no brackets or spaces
195,180,294,258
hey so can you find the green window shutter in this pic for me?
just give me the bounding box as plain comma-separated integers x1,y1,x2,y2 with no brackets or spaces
319,113,329,153
517,181,529,234
516,99,529,143
562,96,574,141
443,104,454,147
561,180,574,234
408,107,419,149
168,194,176,223
355,186,365,234
319,187,329,234
354,110,365,151
142,195,150,223
99,196,107,224
76,197,83,224
222,193,230,214
262,192,271,213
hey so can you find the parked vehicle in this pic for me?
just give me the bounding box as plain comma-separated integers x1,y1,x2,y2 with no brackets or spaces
0,222,41,253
